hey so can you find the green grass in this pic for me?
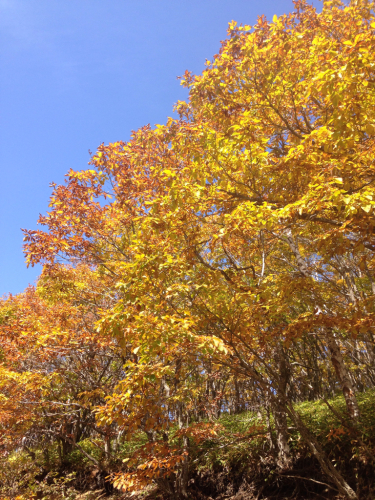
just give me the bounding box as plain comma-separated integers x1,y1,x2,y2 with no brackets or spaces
192,389,375,472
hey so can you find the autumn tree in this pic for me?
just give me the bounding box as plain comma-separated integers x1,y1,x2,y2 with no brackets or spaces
12,0,375,498
0,265,127,468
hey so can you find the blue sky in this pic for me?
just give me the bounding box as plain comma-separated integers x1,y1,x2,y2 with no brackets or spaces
1,0,312,295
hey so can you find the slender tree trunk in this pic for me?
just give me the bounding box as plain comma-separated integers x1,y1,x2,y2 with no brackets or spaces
57,439,63,466
234,377,241,413
326,330,360,422
265,404,277,454
274,346,291,467
43,447,50,468
286,403,357,500
176,436,189,499
104,435,111,458
115,428,123,452
61,438,73,462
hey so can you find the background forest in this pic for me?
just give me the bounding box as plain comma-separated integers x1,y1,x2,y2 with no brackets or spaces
1,1,375,499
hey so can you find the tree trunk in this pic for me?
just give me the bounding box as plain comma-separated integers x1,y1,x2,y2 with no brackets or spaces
326,330,360,422
176,436,189,499
265,404,277,454
274,346,291,467
274,403,291,467
286,403,357,500
104,435,111,459
61,438,73,462
57,440,62,466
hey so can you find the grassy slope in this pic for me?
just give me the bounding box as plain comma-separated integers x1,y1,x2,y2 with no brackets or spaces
1,390,375,499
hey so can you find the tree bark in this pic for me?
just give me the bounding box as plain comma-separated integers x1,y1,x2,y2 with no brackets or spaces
104,435,111,459
176,436,189,499
274,346,291,467
274,403,291,467
326,330,360,422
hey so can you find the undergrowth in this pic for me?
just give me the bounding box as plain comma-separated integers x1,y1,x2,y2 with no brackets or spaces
1,390,375,499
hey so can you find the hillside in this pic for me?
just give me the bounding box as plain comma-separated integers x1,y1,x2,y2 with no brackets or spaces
1,390,374,499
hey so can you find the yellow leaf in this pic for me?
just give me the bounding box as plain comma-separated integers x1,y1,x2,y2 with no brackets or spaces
362,205,372,213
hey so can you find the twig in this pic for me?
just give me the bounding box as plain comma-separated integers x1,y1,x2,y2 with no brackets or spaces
278,474,338,491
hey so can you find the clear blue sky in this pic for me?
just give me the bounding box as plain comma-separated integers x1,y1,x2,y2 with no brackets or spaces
0,0,315,296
